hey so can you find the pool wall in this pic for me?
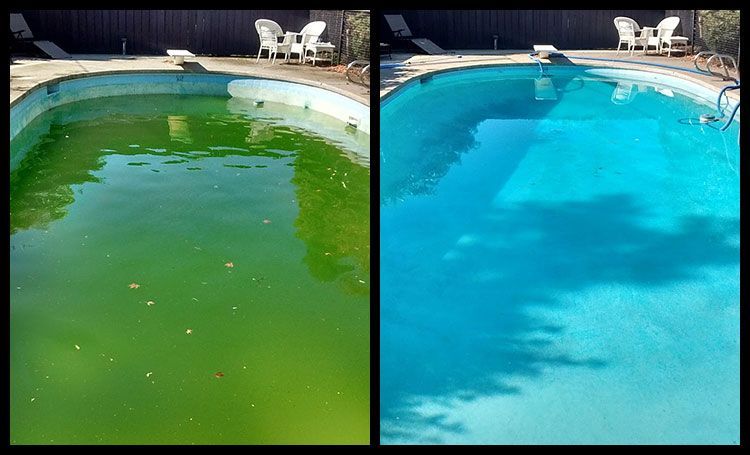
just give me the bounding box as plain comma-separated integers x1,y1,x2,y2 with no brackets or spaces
381,65,740,124
10,72,370,142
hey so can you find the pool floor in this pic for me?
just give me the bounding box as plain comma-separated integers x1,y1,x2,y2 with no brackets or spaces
380,71,739,444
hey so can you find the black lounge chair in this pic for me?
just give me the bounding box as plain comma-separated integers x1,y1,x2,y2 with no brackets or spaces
383,14,447,55
10,13,71,59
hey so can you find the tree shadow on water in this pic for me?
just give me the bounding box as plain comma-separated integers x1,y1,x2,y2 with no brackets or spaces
380,193,739,443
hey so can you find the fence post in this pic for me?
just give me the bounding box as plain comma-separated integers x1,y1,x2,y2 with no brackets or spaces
691,10,695,55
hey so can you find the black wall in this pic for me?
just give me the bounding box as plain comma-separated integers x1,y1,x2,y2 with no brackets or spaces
17,10,311,56
381,10,668,50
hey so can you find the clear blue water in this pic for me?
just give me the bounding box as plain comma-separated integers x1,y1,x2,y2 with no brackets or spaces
380,67,740,444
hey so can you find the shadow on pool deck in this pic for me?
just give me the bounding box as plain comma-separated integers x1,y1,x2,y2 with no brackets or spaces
380,193,739,442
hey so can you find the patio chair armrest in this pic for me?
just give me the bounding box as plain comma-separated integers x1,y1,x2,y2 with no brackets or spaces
279,32,298,44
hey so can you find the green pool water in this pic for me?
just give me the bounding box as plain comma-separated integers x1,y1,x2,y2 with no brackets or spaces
10,94,370,444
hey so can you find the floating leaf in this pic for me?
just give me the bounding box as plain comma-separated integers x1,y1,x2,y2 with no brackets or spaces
74,345,80,350
214,372,225,378
146,372,153,378
146,300,155,306
128,283,140,289
185,328,193,335
262,219,271,224
224,262,234,268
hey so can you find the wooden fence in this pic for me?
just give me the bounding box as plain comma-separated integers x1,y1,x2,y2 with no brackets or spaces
380,10,668,50
16,10,311,56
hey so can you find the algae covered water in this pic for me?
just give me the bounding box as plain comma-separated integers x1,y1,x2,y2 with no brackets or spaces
10,94,370,444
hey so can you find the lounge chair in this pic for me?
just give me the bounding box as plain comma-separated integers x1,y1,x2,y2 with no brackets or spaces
643,16,688,57
613,16,648,56
10,13,71,59
288,21,326,64
254,19,292,64
383,14,447,55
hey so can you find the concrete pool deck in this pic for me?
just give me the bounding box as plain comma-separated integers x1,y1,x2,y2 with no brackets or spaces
380,50,740,102
10,54,370,107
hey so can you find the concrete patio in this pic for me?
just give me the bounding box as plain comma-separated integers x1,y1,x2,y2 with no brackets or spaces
10,54,369,106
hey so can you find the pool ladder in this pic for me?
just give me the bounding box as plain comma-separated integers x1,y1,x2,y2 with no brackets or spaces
694,51,739,82
346,60,370,88
693,52,740,131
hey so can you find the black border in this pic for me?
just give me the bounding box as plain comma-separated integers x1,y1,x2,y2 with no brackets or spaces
5,3,749,448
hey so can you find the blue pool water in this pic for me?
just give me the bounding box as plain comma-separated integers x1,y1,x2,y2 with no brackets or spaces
380,66,740,444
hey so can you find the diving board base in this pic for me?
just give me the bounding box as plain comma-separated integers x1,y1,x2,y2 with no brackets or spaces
167,49,195,65
533,45,558,59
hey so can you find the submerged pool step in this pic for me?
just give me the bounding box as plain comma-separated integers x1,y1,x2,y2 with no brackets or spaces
534,77,558,101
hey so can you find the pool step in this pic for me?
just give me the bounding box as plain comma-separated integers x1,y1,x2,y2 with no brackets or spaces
534,77,557,101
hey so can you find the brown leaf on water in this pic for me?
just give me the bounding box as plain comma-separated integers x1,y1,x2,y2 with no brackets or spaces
214,372,224,378
262,219,271,224
129,283,140,289
224,262,234,268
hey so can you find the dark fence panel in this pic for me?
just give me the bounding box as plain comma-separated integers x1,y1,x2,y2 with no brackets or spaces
17,10,311,56
381,10,668,50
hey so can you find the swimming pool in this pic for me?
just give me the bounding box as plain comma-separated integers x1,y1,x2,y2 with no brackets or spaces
380,66,739,444
10,74,370,444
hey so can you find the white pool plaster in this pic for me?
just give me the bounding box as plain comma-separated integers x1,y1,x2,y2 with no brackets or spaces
10,72,370,142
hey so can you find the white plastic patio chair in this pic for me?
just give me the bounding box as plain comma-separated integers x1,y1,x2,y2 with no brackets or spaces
288,21,326,63
657,18,689,57
613,17,647,56
643,16,687,56
254,19,292,64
